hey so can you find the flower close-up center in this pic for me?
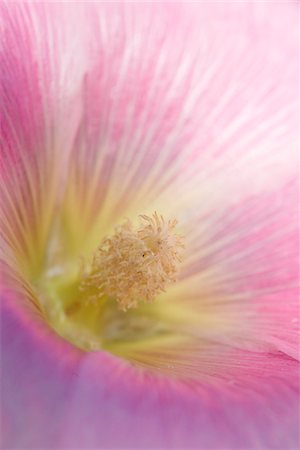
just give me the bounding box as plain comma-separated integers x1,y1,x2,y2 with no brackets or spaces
1,3,298,449
37,213,184,353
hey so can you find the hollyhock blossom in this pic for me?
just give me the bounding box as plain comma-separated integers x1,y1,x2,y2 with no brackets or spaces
1,2,299,449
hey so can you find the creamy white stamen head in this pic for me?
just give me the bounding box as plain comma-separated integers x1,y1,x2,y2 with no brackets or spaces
82,213,184,311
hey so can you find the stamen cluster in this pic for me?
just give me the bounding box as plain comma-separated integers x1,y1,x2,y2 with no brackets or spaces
82,213,184,311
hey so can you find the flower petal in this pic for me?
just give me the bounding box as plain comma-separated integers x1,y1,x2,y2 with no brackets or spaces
2,296,299,449
173,180,299,360
0,3,85,276
1,293,82,448
60,352,299,450
60,2,297,252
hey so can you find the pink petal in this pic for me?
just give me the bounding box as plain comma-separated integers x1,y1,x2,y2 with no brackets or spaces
177,180,299,360
61,354,299,450
2,297,299,449
1,294,81,448
61,2,297,239
1,3,85,274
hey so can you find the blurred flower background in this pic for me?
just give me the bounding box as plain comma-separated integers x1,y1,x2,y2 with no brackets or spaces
1,2,299,449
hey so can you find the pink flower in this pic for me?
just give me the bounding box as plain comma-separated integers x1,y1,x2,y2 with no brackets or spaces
1,3,298,449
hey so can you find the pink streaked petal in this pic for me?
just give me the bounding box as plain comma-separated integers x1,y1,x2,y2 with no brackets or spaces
176,179,299,360
60,353,299,450
2,297,299,449
61,2,297,251
0,3,85,275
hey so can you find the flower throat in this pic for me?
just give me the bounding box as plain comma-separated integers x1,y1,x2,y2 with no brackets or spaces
40,213,184,351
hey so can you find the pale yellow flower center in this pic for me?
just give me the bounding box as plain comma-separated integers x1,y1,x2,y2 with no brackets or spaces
38,212,184,352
